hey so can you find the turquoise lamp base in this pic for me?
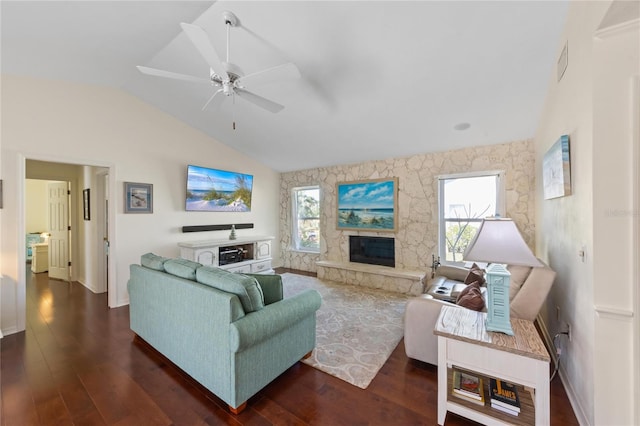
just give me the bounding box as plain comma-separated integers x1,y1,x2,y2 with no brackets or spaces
484,264,514,335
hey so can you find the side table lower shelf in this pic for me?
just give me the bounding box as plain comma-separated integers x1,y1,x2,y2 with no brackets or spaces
435,306,550,426
447,367,535,426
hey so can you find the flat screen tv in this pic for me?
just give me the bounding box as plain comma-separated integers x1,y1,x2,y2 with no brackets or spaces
186,165,253,212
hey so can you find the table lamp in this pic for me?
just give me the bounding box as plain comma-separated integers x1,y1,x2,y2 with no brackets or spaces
463,218,542,335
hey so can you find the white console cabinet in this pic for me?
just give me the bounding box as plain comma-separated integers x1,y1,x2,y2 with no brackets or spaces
178,236,274,274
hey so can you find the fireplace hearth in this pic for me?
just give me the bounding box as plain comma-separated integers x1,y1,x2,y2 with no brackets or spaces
349,236,395,268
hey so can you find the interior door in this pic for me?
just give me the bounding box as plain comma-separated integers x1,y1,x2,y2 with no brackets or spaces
48,181,70,281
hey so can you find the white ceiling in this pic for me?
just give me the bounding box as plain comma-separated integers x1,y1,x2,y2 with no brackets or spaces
1,1,569,172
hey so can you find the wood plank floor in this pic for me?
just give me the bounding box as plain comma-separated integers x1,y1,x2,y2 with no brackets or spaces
1,268,579,425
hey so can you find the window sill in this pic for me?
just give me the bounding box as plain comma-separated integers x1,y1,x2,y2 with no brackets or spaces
289,247,320,254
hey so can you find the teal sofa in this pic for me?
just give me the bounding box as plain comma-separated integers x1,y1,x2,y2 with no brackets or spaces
127,255,322,414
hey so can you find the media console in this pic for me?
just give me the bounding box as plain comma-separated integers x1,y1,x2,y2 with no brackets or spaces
178,236,274,274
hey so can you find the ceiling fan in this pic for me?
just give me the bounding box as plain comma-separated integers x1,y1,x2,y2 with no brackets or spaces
137,11,300,113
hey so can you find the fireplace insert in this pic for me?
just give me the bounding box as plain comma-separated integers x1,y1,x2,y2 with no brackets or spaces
349,236,395,267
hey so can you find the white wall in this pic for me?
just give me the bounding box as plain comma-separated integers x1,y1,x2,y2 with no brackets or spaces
534,1,639,425
0,75,281,335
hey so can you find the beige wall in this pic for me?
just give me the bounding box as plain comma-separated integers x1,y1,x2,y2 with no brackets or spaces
1,75,281,335
280,140,536,273
25,179,49,233
534,1,639,424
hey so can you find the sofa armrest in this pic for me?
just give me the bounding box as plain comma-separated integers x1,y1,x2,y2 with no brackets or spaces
404,295,460,365
434,265,470,282
245,273,283,305
229,289,322,352
510,265,556,321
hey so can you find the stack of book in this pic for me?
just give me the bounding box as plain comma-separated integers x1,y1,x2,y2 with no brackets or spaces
452,370,485,406
489,378,521,416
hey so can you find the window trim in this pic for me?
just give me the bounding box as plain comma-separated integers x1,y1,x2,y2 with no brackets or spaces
291,185,320,253
437,170,505,265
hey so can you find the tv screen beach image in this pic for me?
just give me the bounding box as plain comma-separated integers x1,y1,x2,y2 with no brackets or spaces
186,165,253,212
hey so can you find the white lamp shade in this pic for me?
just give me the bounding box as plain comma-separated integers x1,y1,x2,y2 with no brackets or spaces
463,218,542,267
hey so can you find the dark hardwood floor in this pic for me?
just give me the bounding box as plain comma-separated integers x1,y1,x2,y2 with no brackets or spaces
1,268,579,425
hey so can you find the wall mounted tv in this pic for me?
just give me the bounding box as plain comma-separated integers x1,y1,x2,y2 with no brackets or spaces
186,165,253,212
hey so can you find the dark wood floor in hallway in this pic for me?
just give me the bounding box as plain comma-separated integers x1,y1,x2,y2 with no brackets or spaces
1,270,579,425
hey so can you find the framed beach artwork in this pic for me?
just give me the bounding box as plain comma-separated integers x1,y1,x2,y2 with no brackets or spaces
543,135,572,200
124,182,153,214
336,177,398,232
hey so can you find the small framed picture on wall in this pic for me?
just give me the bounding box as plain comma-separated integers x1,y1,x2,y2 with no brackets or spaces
83,188,90,220
124,182,153,214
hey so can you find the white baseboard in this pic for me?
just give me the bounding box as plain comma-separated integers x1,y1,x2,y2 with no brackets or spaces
0,325,20,337
537,314,590,426
559,364,591,426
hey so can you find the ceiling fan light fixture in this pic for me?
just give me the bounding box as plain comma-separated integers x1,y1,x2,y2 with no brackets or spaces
223,62,244,80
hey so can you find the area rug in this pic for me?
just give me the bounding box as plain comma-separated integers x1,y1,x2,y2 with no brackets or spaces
281,273,410,389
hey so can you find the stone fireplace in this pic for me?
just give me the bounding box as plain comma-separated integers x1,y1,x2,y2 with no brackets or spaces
316,235,425,295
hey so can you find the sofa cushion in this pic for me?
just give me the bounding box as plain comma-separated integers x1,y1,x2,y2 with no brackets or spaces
196,266,265,313
140,252,170,271
464,263,486,286
456,281,485,311
163,258,202,280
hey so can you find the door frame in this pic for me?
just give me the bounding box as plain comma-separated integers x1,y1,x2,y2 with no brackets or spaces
18,153,117,328
96,170,109,293
633,75,640,426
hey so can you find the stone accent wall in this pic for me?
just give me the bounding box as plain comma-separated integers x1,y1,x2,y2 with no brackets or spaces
280,140,536,273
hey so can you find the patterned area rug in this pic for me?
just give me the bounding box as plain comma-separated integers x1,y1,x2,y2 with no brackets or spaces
281,273,410,389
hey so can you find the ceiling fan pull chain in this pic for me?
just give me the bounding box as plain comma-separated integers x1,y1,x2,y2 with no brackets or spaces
232,94,236,130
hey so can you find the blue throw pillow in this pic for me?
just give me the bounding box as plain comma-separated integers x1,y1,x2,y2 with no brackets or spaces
163,258,202,280
196,266,265,313
140,252,170,271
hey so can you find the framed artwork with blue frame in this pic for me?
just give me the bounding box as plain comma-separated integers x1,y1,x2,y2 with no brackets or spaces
124,182,153,214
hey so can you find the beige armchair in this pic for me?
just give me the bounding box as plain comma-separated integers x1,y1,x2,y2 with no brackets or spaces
404,261,556,365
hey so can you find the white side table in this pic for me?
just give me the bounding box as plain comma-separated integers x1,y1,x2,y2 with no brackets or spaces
434,306,550,425
31,242,49,273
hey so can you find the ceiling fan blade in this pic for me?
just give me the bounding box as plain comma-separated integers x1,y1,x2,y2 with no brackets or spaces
236,63,301,88
202,89,225,111
235,88,285,113
136,66,210,84
180,23,229,81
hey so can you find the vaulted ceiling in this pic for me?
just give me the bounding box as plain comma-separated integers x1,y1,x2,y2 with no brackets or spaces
1,1,569,172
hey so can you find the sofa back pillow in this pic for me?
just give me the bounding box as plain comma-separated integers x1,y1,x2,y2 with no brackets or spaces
196,266,265,313
456,281,485,312
141,252,170,271
464,263,486,286
163,258,202,280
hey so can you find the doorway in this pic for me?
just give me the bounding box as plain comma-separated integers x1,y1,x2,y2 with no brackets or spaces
22,158,116,316
25,179,71,281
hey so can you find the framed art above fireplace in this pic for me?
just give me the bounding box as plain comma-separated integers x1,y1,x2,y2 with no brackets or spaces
336,177,398,232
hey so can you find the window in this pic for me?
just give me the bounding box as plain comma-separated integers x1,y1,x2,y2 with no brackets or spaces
292,186,320,252
438,171,505,265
